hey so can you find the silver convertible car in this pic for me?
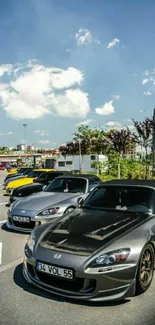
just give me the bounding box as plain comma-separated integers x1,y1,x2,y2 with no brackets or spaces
7,174,102,233
23,179,155,302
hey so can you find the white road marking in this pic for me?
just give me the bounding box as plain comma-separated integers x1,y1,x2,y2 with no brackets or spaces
0,242,2,264
0,202,7,206
0,258,23,273
0,220,6,224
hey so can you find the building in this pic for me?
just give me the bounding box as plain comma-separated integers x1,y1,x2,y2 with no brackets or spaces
54,154,108,172
17,144,25,151
27,145,35,152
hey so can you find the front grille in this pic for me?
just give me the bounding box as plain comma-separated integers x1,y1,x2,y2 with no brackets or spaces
34,269,96,293
12,220,35,229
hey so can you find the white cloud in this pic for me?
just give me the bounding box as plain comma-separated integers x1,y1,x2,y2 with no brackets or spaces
143,91,152,96
142,79,149,85
0,131,13,136
105,121,122,128
0,60,90,120
95,100,115,116
48,89,90,118
0,64,12,77
75,119,95,126
112,94,120,100
105,121,135,131
75,28,100,46
38,140,50,144
34,129,49,136
107,38,120,48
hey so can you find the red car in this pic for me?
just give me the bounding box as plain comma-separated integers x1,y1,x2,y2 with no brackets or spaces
0,165,5,170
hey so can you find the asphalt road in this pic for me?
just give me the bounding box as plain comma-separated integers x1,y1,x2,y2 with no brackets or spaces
1,171,155,325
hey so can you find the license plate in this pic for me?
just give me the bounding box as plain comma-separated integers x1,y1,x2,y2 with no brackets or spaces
36,261,73,280
12,215,30,223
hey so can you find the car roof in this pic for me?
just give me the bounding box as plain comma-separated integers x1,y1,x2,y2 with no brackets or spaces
56,174,99,179
39,170,72,175
102,179,155,189
33,168,55,172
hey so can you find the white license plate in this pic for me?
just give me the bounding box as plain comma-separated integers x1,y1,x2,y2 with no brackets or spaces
12,215,30,223
36,261,73,280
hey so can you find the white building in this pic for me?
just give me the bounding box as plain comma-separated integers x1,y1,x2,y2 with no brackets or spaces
17,144,25,151
55,154,107,173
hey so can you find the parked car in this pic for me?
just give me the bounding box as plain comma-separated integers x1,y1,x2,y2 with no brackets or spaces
3,167,34,189
5,168,55,195
7,174,102,232
9,170,72,204
0,165,5,170
23,179,155,302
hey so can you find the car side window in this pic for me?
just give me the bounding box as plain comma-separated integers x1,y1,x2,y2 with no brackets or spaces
88,182,99,192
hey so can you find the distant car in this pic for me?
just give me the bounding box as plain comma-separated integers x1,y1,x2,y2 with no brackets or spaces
9,171,72,204
7,174,102,233
23,179,155,302
5,168,55,195
4,167,34,189
0,165,5,170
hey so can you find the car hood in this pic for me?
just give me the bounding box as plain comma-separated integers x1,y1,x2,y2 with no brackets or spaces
7,177,34,189
6,175,26,185
12,191,81,212
39,209,150,257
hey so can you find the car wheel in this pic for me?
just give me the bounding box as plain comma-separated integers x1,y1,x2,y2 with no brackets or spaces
136,243,154,295
64,207,75,215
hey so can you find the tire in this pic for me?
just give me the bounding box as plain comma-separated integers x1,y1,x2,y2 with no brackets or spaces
136,243,154,295
64,206,76,215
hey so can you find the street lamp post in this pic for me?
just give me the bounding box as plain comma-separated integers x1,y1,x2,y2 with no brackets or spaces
152,108,155,177
79,139,82,173
23,124,27,160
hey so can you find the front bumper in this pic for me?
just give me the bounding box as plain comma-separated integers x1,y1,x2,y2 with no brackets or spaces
23,256,137,302
6,212,60,233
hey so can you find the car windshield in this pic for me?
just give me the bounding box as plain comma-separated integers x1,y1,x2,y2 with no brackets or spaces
27,170,43,178
45,177,87,193
22,168,32,175
83,186,154,213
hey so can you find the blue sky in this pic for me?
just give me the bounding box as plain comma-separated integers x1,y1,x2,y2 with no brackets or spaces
0,0,155,148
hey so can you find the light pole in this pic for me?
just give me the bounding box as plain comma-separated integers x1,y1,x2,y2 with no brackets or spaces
79,138,82,172
23,124,27,155
152,108,155,177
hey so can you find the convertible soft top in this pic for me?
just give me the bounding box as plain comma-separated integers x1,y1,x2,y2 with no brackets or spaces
103,179,155,188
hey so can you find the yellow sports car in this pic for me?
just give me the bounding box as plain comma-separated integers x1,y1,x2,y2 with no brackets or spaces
6,168,18,176
5,168,55,195
6,166,29,176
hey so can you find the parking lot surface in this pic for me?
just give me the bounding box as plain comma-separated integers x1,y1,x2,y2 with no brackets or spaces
1,171,155,325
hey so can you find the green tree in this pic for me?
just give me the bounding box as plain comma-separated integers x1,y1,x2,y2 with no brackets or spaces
132,117,153,179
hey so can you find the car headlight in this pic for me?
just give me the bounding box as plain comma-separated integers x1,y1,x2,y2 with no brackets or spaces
25,231,36,256
37,207,59,217
88,248,130,268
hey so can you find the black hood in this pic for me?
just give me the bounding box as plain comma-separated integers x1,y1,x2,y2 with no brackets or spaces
40,208,150,256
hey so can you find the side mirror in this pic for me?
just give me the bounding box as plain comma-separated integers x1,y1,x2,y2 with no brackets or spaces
77,197,84,207
43,185,47,190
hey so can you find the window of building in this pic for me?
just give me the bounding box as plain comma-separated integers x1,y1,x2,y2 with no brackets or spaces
91,155,96,160
66,161,72,165
58,161,65,167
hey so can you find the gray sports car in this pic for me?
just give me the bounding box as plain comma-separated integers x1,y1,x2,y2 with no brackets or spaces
23,180,155,302
7,174,102,233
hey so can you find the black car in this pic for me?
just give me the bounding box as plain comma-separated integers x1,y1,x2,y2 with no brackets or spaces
9,170,72,204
